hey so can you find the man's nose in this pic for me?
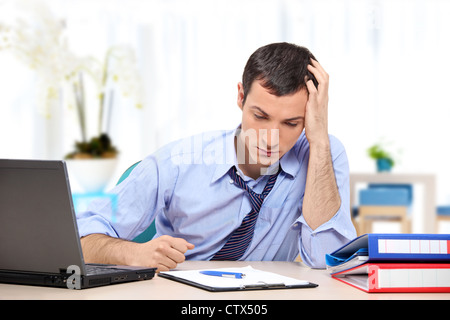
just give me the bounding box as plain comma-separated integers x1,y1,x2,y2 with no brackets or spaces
260,128,280,149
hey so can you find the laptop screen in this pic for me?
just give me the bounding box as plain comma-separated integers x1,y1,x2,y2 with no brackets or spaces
0,160,86,274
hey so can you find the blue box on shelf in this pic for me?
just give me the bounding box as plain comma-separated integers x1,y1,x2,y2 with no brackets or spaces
359,188,410,206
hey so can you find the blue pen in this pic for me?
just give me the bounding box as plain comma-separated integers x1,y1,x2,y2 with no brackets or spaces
200,271,245,279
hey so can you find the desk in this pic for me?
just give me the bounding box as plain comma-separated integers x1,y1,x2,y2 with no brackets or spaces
1,261,449,300
350,173,436,233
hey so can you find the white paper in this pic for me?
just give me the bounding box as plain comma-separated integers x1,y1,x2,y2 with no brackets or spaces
160,265,309,289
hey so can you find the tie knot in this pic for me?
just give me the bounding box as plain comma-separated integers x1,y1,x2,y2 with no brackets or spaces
228,166,279,208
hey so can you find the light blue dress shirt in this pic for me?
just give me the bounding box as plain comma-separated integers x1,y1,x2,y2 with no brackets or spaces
76,127,356,268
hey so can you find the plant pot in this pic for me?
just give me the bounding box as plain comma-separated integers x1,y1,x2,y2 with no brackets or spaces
376,158,392,172
66,158,118,193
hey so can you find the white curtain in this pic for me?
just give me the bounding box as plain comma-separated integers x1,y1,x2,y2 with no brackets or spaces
1,0,450,202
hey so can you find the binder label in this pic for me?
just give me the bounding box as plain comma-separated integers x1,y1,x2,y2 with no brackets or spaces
378,239,450,254
368,265,379,290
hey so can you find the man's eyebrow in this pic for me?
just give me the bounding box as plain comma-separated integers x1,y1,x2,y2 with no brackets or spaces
250,106,269,116
285,115,305,121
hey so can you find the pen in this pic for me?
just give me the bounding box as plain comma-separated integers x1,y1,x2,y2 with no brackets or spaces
199,271,246,279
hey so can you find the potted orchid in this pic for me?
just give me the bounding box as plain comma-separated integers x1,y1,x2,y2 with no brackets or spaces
63,45,143,161
64,45,143,192
0,1,143,192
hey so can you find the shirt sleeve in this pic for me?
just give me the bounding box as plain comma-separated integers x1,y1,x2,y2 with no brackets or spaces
76,147,178,240
296,135,357,268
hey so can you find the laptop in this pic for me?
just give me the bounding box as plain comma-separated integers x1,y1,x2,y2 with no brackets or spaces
0,159,156,289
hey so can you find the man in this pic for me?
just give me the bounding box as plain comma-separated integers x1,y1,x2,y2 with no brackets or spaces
77,42,356,271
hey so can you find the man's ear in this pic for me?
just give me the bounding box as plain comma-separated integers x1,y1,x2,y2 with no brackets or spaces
237,82,244,111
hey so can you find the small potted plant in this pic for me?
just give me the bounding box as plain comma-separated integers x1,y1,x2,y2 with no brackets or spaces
367,143,395,172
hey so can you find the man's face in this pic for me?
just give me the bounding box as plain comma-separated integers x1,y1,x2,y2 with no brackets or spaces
237,80,308,167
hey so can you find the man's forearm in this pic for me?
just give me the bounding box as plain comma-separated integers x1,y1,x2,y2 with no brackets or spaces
302,142,341,231
80,233,140,266
80,233,195,271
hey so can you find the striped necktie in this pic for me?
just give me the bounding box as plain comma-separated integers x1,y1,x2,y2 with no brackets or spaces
211,166,280,261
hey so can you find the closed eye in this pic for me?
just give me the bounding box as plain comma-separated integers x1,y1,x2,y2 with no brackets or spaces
254,113,267,120
285,121,298,127
285,117,304,127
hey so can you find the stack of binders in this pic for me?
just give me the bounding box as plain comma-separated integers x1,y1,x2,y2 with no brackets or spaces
326,233,450,293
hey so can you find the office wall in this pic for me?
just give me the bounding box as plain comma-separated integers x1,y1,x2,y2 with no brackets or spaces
1,0,450,204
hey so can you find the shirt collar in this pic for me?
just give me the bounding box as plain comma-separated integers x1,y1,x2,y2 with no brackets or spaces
279,145,300,179
210,127,238,184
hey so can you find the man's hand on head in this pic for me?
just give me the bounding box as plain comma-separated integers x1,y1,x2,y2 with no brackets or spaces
304,58,330,149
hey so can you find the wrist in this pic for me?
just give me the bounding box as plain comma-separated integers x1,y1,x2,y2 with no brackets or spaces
94,234,142,266
308,135,330,153
121,241,145,266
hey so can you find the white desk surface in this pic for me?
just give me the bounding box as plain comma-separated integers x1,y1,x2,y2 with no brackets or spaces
1,261,449,300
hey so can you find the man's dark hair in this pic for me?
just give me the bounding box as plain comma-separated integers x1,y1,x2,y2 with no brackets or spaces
242,42,317,105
